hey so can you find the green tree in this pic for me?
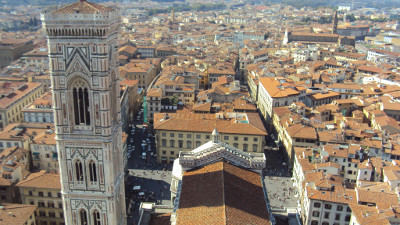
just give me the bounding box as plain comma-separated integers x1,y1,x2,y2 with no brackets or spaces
347,14,357,22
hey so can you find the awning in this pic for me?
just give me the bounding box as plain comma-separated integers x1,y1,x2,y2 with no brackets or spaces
33,152,40,156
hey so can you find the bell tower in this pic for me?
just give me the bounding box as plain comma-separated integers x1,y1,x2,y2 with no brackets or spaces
41,1,126,225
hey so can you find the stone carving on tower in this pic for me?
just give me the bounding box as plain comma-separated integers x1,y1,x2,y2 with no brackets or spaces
41,1,126,224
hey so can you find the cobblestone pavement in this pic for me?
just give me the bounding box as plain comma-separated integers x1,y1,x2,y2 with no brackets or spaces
263,149,299,211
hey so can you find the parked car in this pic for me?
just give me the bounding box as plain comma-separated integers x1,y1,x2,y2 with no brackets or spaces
141,152,146,159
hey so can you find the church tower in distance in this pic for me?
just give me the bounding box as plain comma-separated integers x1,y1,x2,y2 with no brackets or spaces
41,0,126,224
332,10,338,34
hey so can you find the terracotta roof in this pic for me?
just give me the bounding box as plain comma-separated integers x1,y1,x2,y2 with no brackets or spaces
0,203,37,225
349,203,391,225
259,77,299,98
147,88,162,98
176,161,271,225
192,102,212,112
307,186,357,204
154,112,267,136
0,82,43,109
17,171,60,189
50,0,114,14
356,188,398,207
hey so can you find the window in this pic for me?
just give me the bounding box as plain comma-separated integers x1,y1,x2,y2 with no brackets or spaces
234,136,238,141
311,221,318,225
312,211,320,217
196,134,201,139
243,144,248,151
48,201,54,208
89,161,97,182
345,215,351,221
337,205,343,211
60,212,64,218
30,201,34,205
171,151,175,155
72,85,90,126
254,137,258,142
187,134,191,138
58,192,62,198
162,139,166,147
93,210,101,225
324,212,330,219
321,222,329,225
335,213,341,220
233,143,239,148
75,160,84,181
178,133,183,138
48,192,52,197
196,141,201,147
244,137,248,141
206,135,210,139
39,211,46,217
346,207,352,212
59,203,63,208
170,140,175,147
39,191,43,197
325,204,332,210
253,144,258,152
162,133,166,137
170,133,174,137
178,141,183,148
224,136,229,140
80,209,88,225
38,202,45,207
162,151,166,155
29,191,33,196
49,212,56,217
314,202,321,208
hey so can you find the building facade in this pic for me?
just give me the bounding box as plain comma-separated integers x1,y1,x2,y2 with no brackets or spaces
0,81,45,130
154,112,267,164
41,1,126,224
17,171,64,225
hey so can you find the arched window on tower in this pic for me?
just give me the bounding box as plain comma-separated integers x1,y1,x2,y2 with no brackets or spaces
89,161,97,182
73,86,90,125
93,210,101,225
80,209,88,225
75,160,84,181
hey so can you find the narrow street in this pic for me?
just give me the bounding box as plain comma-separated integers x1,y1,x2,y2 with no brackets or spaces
125,112,173,224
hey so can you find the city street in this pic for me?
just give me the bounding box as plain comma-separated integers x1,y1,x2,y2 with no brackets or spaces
124,111,173,224
263,148,299,211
